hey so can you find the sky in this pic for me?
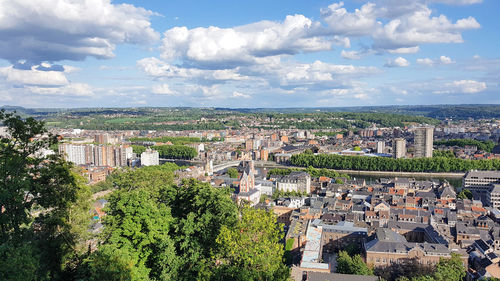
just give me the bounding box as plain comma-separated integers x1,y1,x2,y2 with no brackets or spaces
0,0,499,108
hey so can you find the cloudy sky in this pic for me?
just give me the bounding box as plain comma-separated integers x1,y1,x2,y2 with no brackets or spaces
0,0,498,108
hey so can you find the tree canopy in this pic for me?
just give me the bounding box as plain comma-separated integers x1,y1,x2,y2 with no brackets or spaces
291,152,500,173
336,250,373,276
0,110,91,280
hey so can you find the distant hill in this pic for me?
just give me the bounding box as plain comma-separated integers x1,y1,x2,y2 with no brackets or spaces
3,104,500,120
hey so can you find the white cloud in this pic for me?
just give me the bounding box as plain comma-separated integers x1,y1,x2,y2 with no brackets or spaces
417,58,434,66
321,1,480,53
416,56,455,66
387,46,420,54
151,84,177,95
450,80,486,93
160,15,331,68
439,56,454,64
384,57,410,67
0,0,159,63
0,65,68,86
433,80,487,94
341,50,362,60
321,2,378,36
28,83,94,96
232,91,251,99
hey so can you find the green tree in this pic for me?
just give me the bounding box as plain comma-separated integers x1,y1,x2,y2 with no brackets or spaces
101,188,178,280
434,253,466,281
167,179,238,280
457,189,473,200
0,110,80,280
227,167,239,178
79,244,150,281
155,145,197,159
131,144,147,155
336,251,373,276
214,207,290,281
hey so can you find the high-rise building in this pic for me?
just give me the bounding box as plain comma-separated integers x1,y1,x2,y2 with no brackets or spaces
59,144,87,165
414,127,433,158
59,144,131,167
141,149,159,166
376,141,385,154
392,138,406,159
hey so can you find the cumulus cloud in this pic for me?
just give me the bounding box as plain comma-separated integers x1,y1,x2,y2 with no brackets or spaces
320,1,480,53
449,80,486,93
416,55,455,66
151,84,177,95
160,15,330,68
0,0,159,64
384,57,410,67
417,58,435,66
433,80,487,94
0,65,68,86
320,2,378,36
439,56,454,64
341,50,362,60
137,57,249,83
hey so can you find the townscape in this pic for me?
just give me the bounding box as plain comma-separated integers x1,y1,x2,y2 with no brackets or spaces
1,0,499,280
2,106,499,280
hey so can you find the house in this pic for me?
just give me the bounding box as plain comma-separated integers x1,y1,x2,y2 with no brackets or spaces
276,171,311,193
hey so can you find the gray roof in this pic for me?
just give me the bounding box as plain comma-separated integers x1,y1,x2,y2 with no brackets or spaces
365,228,450,255
465,170,500,179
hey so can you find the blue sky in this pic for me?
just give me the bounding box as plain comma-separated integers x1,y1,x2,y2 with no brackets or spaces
0,0,498,108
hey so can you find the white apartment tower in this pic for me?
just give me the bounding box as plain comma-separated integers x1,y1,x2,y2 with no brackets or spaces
392,138,406,159
141,149,159,166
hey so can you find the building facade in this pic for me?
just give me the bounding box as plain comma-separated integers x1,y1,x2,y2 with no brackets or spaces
414,127,434,158
141,149,159,166
277,171,311,193
393,138,406,159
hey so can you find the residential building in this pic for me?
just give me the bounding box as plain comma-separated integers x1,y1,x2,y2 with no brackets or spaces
393,138,406,159
377,141,385,154
276,171,311,193
414,127,433,158
489,184,500,209
141,149,159,166
463,170,500,203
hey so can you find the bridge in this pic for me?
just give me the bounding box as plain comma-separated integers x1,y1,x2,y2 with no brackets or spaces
213,161,241,172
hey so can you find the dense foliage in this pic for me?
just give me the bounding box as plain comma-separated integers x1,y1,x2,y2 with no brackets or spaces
214,207,290,280
434,139,496,152
457,188,473,200
336,250,373,276
432,150,455,158
227,167,239,178
131,144,147,155
291,153,500,172
155,145,198,159
77,166,289,280
0,110,92,280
